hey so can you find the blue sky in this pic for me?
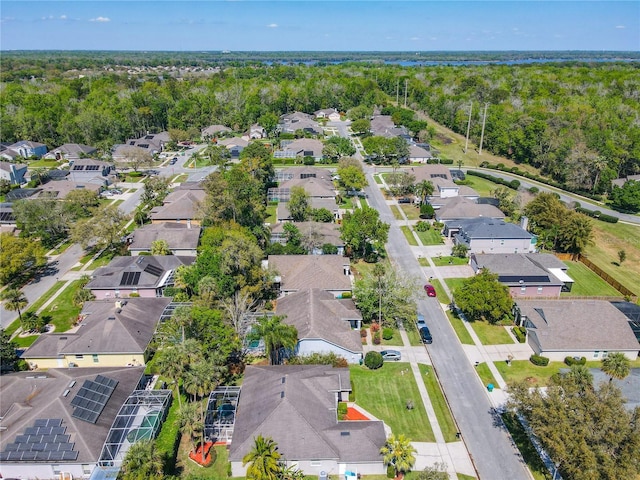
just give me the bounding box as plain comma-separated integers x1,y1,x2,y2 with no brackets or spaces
1,1,638,51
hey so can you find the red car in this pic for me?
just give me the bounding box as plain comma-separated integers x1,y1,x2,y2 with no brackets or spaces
424,284,437,297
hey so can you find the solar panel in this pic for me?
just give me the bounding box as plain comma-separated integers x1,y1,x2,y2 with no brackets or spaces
0,211,15,222
72,165,85,170
120,271,141,286
62,451,79,461
71,375,118,424
34,419,48,427
0,418,77,462
144,263,163,276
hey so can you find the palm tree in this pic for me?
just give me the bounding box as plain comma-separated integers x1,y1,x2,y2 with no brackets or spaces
242,435,281,480
249,316,298,365
601,352,630,383
563,365,594,394
1,289,28,324
178,402,203,454
415,180,434,204
380,434,417,479
119,439,164,480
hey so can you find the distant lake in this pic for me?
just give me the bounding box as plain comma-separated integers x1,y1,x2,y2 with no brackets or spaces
265,57,637,67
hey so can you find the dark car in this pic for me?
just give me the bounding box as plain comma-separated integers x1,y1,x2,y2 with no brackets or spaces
419,326,433,344
380,350,402,361
398,197,412,204
169,157,178,165
424,284,437,297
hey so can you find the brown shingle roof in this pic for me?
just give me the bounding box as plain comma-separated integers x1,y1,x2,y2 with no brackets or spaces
268,255,351,292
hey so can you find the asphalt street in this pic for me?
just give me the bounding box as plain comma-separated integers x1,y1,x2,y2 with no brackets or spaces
364,168,531,480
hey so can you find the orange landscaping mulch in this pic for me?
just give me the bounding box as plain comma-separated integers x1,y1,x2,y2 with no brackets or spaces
345,407,369,421
189,441,213,465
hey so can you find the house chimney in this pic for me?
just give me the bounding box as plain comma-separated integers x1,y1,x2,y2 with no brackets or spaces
115,300,122,309
187,219,191,229
343,264,351,276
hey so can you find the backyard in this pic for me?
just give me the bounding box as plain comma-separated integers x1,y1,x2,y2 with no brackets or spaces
562,260,623,297
350,362,435,442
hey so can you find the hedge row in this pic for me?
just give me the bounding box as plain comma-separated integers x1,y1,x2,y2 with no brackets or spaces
467,170,520,190
479,162,603,201
564,356,587,366
575,207,619,223
512,326,527,343
530,354,550,366
425,158,454,165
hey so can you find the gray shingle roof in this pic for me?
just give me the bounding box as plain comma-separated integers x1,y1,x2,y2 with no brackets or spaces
22,298,172,358
150,189,206,222
279,177,336,197
473,253,566,286
271,222,342,246
268,255,352,292
447,216,531,239
436,197,505,220
276,289,363,353
518,300,640,352
128,222,201,252
228,365,385,464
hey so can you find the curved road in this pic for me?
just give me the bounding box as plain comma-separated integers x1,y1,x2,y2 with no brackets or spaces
364,169,530,480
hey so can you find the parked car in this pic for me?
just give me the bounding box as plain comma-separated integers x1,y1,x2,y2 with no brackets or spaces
419,326,433,344
169,157,178,165
424,284,437,297
380,350,402,361
398,197,412,204
416,313,426,329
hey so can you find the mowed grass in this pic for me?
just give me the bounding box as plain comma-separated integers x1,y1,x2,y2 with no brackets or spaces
495,360,566,387
430,278,451,303
459,176,503,197
265,204,277,224
501,412,552,480
418,364,458,442
475,362,500,390
374,174,383,185
444,278,467,297
583,220,640,298
350,362,435,441
399,204,421,220
432,256,469,267
392,205,404,220
562,261,623,297
400,226,418,246
446,311,474,345
38,280,83,332
468,320,514,345
415,229,444,245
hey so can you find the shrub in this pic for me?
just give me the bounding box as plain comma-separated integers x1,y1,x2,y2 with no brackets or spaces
415,220,431,231
564,356,587,366
420,203,435,218
372,332,381,345
364,351,383,369
382,327,394,340
510,179,521,189
433,221,444,229
370,323,381,332
512,326,527,343
128,293,140,298
349,380,356,402
479,161,490,168
340,291,352,299
387,464,396,478
337,401,348,420
440,158,454,165
528,186,539,194
530,354,550,366
303,156,315,165
360,328,367,338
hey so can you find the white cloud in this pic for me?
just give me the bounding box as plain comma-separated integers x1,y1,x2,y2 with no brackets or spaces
410,36,420,41
267,23,278,28
615,25,626,29
90,16,110,22
60,15,67,20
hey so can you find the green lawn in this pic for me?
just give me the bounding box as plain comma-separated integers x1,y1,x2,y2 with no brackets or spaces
27,160,60,168
415,229,444,245
444,278,467,297
418,257,430,267
350,362,435,441
51,241,73,255
392,205,404,220
381,327,404,346
418,364,458,442
400,226,418,246
475,362,500,390
12,334,39,348
562,261,623,297
25,281,67,315
403,320,423,346
501,412,552,480
399,204,421,220
172,173,189,183
432,256,469,267
446,311,474,345
38,280,83,333
494,360,565,387
351,258,391,280
430,278,451,303
461,176,502,197
155,392,183,475
265,204,277,224
468,320,514,345
457,475,477,480
374,175,383,185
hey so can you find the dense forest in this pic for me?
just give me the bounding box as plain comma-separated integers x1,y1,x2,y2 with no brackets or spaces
1,52,639,193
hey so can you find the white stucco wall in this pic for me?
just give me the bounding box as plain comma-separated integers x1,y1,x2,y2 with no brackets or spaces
297,339,363,364
469,238,534,254
0,462,92,479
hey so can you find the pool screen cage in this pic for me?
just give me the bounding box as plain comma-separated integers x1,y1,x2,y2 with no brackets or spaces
97,389,172,468
204,386,241,443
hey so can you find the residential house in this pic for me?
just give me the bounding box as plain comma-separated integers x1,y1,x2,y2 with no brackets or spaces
444,217,536,254
267,255,352,296
434,197,505,221
1,140,47,159
0,161,28,185
278,112,322,135
201,124,232,140
276,198,339,223
228,365,386,478
410,164,452,184
68,159,115,186
408,144,434,163
0,365,170,480
44,144,97,162
271,221,344,254
21,298,172,369
514,300,639,361
471,253,574,297
248,123,267,139
85,255,194,299
370,115,408,138
112,131,169,161
612,174,640,188
218,137,249,158
150,183,207,225
269,168,336,202
314,108,341,121
276,289,363,363
36,180,101,199
274,138,324,161
127,222,201,256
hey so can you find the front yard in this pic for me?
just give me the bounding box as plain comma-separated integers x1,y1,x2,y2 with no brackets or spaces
415,229,444,245
400,226,418,246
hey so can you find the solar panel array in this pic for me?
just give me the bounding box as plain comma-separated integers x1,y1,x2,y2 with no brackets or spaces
0,211,15,222
143,263,163,277
72,165,85,170
0,418,78,462
71,375,119,424
86,165,100,171
120,271,141,286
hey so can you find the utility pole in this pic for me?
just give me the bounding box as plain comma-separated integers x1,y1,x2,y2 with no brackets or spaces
404,79,408,108
396,80,399,106
464,102,473,154
479,102,489,156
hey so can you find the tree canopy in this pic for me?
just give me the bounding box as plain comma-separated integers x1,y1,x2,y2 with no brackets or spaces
453,269,513,324
609,180,640,213
340,205,390,258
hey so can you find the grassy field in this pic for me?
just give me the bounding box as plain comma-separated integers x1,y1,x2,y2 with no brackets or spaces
501,413,552,480
400,226,418,246
351,258,391,280
392,205,404,220
494,360,565,387
172,173,189,183
583,220,640,298
403,320,423,346
469,321,514,345
265,204,277,224
458,176,503,197
432,256,469,267
475,362,500,390
350,362,435,441
561,261,623,297
418,364,458,442
416,229,444,245
38,280,83,333
399,204,421,220
446,311,475,345
430,278,451,303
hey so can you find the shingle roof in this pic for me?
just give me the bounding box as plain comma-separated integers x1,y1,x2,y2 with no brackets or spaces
279,177,335,197
285,138,324,156
271,222,342,246
436,197,505,220
473,253,566,286
518,300,640,352
202,124,232,136
228,365,385,463
408,165,452,183
448,216,530,238
150,189,206,221
22,298,171,358
276,289,362,353
0,366,145,465
35,181,101,199
268,255,352,292
128,222,201,251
